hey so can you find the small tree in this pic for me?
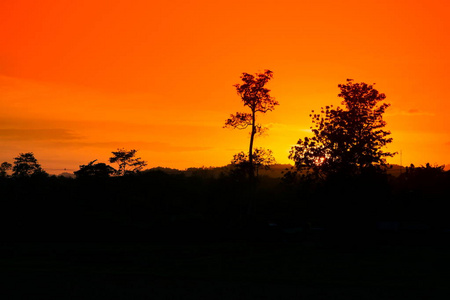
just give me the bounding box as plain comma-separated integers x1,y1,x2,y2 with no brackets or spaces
232,148,276,177
289,79,395,178
0,162,12,178
224,70,278,178
74,160,116,178
109,148,147,176
12,152,47,177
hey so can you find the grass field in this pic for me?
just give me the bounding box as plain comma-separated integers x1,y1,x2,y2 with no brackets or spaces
1,241,449,299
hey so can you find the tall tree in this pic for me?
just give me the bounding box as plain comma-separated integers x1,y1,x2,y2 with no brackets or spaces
289,79,395,178
224,70,278,178
12,152,47,177
109,148,147,176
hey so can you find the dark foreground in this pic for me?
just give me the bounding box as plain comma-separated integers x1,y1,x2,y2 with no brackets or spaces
2,167,450,298
2,241,450,299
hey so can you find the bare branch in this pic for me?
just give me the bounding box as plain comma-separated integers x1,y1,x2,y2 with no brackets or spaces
224,112,252,130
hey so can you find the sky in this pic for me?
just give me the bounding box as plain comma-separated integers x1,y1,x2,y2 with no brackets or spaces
1,0,449,173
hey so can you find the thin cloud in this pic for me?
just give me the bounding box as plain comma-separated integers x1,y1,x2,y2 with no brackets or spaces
266,123,311,133
386,109,435,117
0,129,81,141
43,140,212,153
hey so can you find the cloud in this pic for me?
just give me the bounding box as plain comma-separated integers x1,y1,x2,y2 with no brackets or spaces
100,141,212,153
0,129,81,141
403,109,435,116
266,123,311,133
144,142,212,153
386,109,435,117
40,140,212,153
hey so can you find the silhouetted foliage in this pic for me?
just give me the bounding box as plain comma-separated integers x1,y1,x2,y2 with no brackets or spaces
12,152,47,177
0,161,449,246
232,148,276,177
109,148,147,176
225,70,278,178
74,160,116,178
290,79,395,179
405,163,445,177
395,163,447,201
0,162,12,178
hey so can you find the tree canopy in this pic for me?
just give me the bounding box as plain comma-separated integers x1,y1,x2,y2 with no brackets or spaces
289,79,395,178
0,162,12,178
12,152,47,177
74,160,116,178
109,149,147,176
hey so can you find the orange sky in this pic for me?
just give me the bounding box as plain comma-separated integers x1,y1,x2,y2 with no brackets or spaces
1,0,449,173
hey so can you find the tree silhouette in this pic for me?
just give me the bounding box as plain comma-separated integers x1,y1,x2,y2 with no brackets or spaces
74,160,116,178
109,148,147,176
0,162,12,178
289,79,395,178
224,70,278,178
232,148,276,177
12,152,47,177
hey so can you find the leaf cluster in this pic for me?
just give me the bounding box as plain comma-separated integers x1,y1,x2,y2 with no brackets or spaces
231,148,276,177
109,148,147,176
234,70,278,114
12,152,48,177
74,160,116,178
224,70,278,133
0,162,12,178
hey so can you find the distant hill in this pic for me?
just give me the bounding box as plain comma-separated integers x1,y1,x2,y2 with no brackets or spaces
145,164,413,178
387,163,450,175
256,164,294,178
386,164,406,176
145,166,184,175
58,172,76,178
145,164,294,178
57,163,447,179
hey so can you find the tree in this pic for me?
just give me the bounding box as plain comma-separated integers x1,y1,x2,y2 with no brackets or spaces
224,70,278,178
12,152,48,177
109,148,147,176
232,148,276,177
289,79,395,178
0,162,12,178
74,160,116,178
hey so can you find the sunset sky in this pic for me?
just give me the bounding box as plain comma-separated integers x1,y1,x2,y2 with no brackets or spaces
1,0,449,173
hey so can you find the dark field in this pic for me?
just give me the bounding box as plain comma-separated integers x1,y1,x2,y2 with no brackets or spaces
2,241,450,299
2,166,450,298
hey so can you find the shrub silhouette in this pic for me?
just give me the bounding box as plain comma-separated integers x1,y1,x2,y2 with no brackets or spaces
74,160,116,178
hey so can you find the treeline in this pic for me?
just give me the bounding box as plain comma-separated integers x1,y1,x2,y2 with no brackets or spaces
1,163,449,243
0,149,148,179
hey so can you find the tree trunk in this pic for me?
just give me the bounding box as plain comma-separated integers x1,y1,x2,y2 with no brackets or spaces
248,110,256,179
